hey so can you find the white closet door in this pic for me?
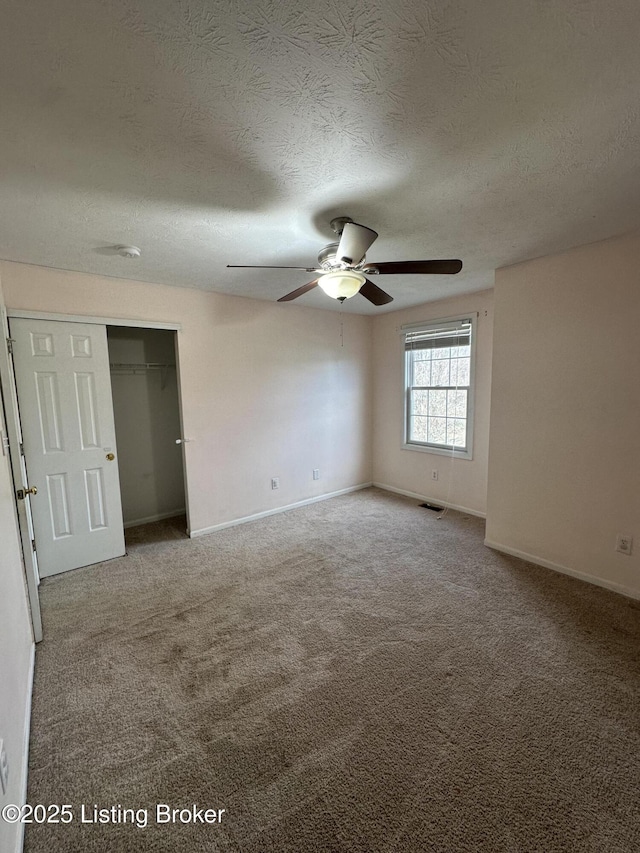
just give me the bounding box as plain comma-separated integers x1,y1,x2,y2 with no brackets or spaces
10,318,125,577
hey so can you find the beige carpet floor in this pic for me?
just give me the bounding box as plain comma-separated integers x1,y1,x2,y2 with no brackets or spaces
24,488,640,852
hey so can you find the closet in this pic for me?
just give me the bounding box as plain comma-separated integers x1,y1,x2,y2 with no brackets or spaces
107,327,185,528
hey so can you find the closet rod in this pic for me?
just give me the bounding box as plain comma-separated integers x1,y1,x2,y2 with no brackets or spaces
109,362,175,370
109,362,176,390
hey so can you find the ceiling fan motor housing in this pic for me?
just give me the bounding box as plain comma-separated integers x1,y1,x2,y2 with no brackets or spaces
317,242,341,270
317,240,371,271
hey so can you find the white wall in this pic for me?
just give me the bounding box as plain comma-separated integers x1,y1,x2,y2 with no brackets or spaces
487,232,640,599
107,327,185,526
372,290,494,516
0,261,373,535
0,279,34,853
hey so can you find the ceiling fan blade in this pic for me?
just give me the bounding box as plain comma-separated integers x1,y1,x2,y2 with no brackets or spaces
359,278,394,306
227,264,319,272
277,278,320,302
335,222,378,266
369,259,463,275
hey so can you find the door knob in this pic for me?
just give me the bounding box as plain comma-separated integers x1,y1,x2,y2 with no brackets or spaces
106,452,115,461
16,486,38,500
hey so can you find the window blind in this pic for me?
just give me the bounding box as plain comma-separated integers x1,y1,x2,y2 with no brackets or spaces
404,318,472,351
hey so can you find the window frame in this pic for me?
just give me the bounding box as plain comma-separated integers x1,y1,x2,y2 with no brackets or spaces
402,313,477,460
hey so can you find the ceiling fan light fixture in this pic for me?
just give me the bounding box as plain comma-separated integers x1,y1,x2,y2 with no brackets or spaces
318,270,366,300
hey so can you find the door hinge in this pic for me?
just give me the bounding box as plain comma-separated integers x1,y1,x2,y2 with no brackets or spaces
20,442,24,456
6,337,14,354
32,538,36,552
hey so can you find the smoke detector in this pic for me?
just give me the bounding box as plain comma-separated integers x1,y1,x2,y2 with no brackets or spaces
116,245,141,259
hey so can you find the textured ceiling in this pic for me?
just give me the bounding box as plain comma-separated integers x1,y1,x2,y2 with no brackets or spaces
1,0,640,314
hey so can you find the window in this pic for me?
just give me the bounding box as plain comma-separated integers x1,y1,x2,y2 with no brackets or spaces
403,315,475,458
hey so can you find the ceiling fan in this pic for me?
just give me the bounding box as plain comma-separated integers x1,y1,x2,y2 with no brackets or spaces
227,217,463,306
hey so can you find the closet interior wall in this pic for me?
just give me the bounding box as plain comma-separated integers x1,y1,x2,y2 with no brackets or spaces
107,327,185,528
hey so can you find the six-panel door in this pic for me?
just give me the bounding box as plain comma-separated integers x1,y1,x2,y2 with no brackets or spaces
10,318,125,577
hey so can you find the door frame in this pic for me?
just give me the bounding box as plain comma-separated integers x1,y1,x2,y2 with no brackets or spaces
8,309,181,331
2,310,190,632
0,305,43,641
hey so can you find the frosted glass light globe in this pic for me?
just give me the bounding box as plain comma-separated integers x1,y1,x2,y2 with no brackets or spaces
318,270,365,300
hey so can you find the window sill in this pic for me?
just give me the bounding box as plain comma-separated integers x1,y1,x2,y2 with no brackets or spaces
402,442,473,461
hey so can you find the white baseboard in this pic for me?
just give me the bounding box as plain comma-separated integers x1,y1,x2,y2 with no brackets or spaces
189,483,373,538
373,482,486,519
15,643,35,853
484,539,640,601
124,509,186,529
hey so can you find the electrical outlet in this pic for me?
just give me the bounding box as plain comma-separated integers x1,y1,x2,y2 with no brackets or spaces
431,470,438,481
313,469,320,480
0,739,8,795
271,477,279,490
616,534,633,555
